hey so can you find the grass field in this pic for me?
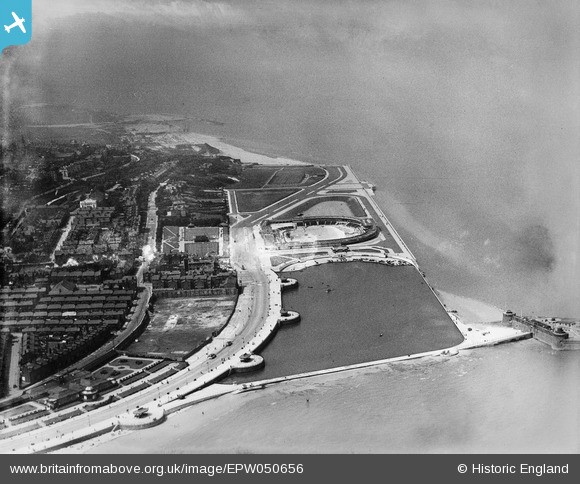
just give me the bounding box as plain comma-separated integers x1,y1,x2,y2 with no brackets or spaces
276,195,368,219
235,189,299,212
108,357,158,370
270,255,295,267
125,296,236,359
234,166,325,189
266,166,326,187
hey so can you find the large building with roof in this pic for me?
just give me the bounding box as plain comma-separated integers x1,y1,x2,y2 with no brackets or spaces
161,226,222,257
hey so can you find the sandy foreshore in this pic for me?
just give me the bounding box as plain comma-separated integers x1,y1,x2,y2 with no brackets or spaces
176,132,308,166
437,291,504,324
124,115,308,166
437,291,529,348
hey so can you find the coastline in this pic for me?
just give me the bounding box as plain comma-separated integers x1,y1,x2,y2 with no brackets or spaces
65,290,514,454
20,120,544,455
124,115,309,166
437,291,504,325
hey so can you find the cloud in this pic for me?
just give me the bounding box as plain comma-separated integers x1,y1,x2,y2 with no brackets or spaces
33,0,249,29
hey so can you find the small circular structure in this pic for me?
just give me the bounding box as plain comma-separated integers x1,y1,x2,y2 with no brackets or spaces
280,277,298,290
230,354,265,373
81,385,98,401
278,310,301,325
118,406,166,430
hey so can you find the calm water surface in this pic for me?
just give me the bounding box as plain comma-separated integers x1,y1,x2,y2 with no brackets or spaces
225,262,463,383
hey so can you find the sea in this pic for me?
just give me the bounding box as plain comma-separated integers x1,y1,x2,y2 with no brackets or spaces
3,0,579,453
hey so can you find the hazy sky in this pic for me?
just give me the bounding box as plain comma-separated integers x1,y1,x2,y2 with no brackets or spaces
3,0,580,315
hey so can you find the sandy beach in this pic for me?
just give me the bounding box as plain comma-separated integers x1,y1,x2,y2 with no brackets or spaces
437,291,504,325
125,115,308,166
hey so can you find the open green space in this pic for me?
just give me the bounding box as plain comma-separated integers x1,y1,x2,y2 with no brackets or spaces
235,189,299,213
275,195,367,219
234,165,325,189
108,356,157,370
125,296,236,359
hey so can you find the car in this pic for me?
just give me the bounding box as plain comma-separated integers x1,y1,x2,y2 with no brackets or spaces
226,341,233,346
208,353,217,359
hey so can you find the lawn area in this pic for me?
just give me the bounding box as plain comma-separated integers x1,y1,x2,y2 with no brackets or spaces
234,165,326,189
276,195,368,219
235,189,299,212
108,357,158,370
265,166,326,187
125,296,236,359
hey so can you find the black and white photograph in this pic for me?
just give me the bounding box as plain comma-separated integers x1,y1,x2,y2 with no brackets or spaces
0,0,578,463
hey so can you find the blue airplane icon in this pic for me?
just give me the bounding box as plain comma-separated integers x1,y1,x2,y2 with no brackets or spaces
4,11,26,34
1,1,32,53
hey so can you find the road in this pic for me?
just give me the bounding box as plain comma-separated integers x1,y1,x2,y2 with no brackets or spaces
0,165,345,453
233,165,346,229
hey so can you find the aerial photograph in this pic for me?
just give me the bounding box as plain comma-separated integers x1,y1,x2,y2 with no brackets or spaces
0,0,578,457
